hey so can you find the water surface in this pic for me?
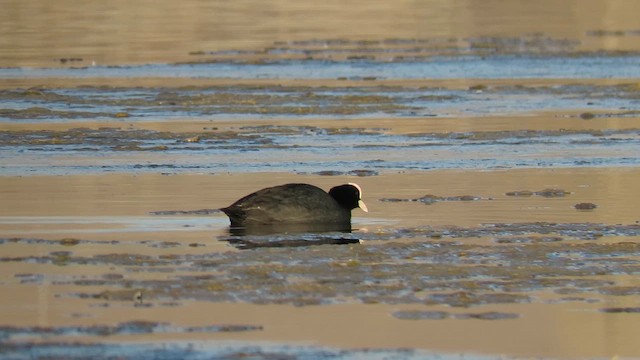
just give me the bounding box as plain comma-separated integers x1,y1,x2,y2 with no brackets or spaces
1,1,640,359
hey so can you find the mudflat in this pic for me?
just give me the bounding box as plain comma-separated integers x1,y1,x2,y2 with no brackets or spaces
2,169,640,358
2,0,640,359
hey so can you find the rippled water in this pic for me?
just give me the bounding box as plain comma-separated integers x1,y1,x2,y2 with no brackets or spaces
2,69,639,175
2,55,640,79
2,1,640,359
2,79,639,119
2,127,639,175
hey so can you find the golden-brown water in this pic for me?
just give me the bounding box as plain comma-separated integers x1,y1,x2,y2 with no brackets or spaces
1,1,640,359
2,0,640,67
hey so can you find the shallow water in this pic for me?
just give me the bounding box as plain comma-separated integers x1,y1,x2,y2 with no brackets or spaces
1,82,639,175
2,126,639,175
2,170,640,359
2,0,640,359
3,55,640,80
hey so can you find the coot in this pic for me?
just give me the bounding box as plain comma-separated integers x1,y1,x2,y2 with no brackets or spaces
220,183,368,227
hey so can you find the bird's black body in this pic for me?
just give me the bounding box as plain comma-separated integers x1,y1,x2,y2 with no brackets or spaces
220,183,367,230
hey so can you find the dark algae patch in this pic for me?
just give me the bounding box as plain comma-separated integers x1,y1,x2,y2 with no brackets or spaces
2,222,639,307
600,307,640,313
0,85,415,119
393,310,519,320
506,188,571,197
0,342,427,360
0,321,262,341
575,202,598,210
0,107,120,119
182,34,616,64
3,125,639,175
2,81,640,176
149,208,220,216
2,83,640,121
424,292,531,307
380,194,483,205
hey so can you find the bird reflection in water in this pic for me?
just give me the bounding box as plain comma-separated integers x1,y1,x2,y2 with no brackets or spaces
220,223,360,249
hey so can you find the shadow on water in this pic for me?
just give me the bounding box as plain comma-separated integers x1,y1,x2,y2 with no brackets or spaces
221,223,360,249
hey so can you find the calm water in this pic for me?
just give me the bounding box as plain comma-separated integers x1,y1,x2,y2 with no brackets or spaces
2,1,640,359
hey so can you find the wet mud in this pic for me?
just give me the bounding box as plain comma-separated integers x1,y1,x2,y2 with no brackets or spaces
0,342,429,360
3,1,640,358
3,222,640,307
2,79,639,176
0,321,261,341
2,83,640,120
393,310,519,321
2,166,640,359
2,220,640,357
2,124,639,175
381,194,484,205
183,34,590,64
